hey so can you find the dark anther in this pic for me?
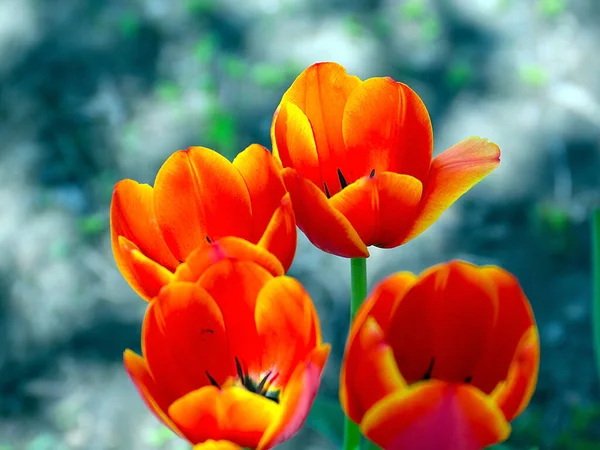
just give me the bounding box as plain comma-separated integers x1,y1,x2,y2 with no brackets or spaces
256,371,272,394
324,183,331,199
235,357,246,384
464,376,472,383
423,358,435,380
337,168,348,190
369,169,375,178
206,236,212,243
206,371,220,388
178,259,183,263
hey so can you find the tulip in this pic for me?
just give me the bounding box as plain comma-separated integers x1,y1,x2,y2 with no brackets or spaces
271,62,500,258
340,260,539,450
124,237,330,449
110,144,296,301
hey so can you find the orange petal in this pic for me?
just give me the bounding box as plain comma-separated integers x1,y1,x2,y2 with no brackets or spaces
257,193,297,273
470,267,537,394
143,283,232,401
282,167,368,258
492,326,540,421
255,276,321,387
361,381,510,450
232,144,288,243
175,236,284,282
258,345,331,450
117,236,174,301
123,349,184,437
277,62,361,197
196,259,273,376
168,385,279,447
428,261,498,383
400,137,500,245
340,317,406,424
153,147,253,262
272,102,322,190
329,172,422,247
193,441,243,450
342,78,433,183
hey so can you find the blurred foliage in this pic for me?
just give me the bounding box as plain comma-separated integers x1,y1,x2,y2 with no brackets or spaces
537,0,568,18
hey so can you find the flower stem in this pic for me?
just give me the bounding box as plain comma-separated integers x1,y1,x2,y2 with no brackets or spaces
344,257,368,450
592,210,600,379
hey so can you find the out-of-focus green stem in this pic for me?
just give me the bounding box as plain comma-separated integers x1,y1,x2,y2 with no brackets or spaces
343,257,368,450
592,210,600,379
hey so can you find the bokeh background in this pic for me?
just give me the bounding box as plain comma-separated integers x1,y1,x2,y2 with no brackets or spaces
0,0,599,448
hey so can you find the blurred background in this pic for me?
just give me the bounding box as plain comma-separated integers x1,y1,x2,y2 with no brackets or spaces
0,0,598,448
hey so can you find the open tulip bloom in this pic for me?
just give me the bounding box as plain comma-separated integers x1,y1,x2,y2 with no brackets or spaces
124,238,330,449
110,144,297,301
340,261,539,450
271,62,500,258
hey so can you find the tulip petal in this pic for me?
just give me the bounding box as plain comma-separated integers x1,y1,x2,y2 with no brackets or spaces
255,276,320,387
329,173,422,247
272,102,322,190
342,78,433,183
123,349,183,437
169,386,279,447
117,236,174,301
143,283,231,401
341,317,406,424
232,144,288,243
257,193,297,272
174,237,284,282
277,62,361,196
154,147,253,262
111,180,178,298
492,326,540,421
361,381,510,450
429,262,498,383
470,267,537,394
400,137,500,245
197,259,273,376
282,168,369,258
258,345,331,450
193,441,243,450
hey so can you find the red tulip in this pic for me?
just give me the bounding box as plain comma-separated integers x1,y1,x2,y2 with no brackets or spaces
110,144,296,301
340,261,539,449
271,62,500,258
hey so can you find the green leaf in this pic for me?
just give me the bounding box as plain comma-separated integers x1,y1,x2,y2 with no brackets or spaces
306,396,346,446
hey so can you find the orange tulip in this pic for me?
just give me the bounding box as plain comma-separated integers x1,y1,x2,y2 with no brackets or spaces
124,237,330,449
110,144,296,301
271,62,501,258
340,261,539,450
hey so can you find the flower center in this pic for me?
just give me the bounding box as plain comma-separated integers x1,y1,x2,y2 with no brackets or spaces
419,358,473,384
205,357,280,403
323,168,376,199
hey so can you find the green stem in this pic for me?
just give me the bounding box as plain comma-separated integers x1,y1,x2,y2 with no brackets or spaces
592,210,600,379
344,257,368,450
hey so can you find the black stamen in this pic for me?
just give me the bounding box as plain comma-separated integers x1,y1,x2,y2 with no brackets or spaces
337,168,348,190
256,371,272,394
178,259,183,263
206,236,212,243
464,376,472,383
324,183,331,199
235,357,245,382
369,169,375,178
206,371,220,388
423,358,435,380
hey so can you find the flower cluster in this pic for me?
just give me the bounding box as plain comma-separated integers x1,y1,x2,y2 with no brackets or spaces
111,62,539,450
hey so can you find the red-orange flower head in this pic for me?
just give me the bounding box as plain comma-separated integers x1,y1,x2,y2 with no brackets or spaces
271,62,501,258
110,144,297,301
124,237,330,449
340,261,539,450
